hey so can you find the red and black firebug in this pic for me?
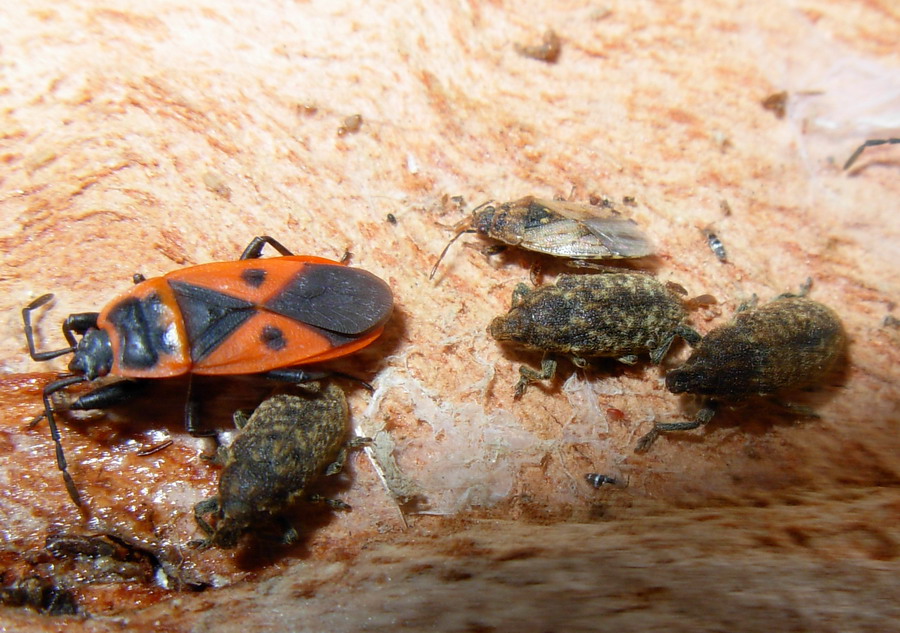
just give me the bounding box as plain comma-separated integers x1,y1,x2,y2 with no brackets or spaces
22,236,393,505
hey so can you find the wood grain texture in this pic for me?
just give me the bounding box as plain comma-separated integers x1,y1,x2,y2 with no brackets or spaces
1,0,898,629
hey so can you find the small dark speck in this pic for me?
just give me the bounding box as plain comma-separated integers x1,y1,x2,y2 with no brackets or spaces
761,91,788,119
883,315,900,328
622,196,637,206
386,213,397,225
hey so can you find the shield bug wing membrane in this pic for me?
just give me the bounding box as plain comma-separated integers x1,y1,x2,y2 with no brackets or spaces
521,199,654,259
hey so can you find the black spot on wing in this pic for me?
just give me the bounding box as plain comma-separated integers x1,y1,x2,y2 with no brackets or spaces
261,325,287,351
264,264,392,335
241,268,267,288
169,281,256,362
105,292,177,370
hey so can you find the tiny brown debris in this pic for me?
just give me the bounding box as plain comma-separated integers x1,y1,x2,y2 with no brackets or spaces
761,91,788,119
515,29,562,63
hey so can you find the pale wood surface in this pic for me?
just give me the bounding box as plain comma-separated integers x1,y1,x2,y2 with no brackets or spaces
0,0,898,630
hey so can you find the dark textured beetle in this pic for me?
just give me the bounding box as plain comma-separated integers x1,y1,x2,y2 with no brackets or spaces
489,273,700,397
635,284,844,452
23,236,393,505
430,196,654,278
193,384,366,548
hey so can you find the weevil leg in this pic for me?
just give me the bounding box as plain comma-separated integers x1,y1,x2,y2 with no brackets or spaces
324,436,373,476
736,294,758,314
515,357,557,399
33,374,89,506
511,283,533,306
232,409,251,430
276,517,300,545
193,497,220,535
634,403,718,453
308,494,352,511
775,278,813,300
649,333,676,364
240,235,294,259
675,324,702,347
527,261,545,287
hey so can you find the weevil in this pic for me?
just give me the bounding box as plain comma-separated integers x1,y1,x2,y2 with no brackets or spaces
193,384,369,548
635,283,845,452
843,138,899,170
430,196,654,278
489,273,700,397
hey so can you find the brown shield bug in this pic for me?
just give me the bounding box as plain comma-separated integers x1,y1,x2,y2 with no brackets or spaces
430,196,654,278
489,273,700,397
635,282,845,452
193,383,369,548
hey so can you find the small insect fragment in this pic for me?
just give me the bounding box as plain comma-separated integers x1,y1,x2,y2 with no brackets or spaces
45,533,155,584
843,138,900,170
585,473,618,488
761,91,788,119
636,283,845,452
431,196,653,279
0,576,77,616
193,384,365,548
337,114,363,136
703,228,728,263
202,171,232,200
489,273,700,397
515,29,562,63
